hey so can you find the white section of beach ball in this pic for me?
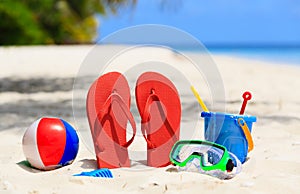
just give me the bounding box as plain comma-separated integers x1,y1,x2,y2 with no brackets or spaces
22,118,45,170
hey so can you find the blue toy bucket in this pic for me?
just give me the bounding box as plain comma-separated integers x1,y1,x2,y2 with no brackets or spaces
201,112,256,164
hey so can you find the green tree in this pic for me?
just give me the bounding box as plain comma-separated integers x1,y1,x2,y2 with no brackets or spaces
0,0,135,45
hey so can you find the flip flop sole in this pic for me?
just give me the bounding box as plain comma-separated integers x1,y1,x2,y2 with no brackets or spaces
87,72,132,168
136,72,181,167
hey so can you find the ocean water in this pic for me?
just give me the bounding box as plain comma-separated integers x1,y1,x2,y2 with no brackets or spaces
206,46,300,65
159,44,300,65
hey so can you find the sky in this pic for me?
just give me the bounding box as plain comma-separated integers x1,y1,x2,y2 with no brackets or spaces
97,0,300,46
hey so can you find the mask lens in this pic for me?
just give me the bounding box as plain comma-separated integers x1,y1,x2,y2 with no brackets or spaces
202,146,224,166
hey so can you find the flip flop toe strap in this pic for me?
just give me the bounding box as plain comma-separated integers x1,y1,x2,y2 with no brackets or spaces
141,90,174,149
100,91,136,148
141,92,158,148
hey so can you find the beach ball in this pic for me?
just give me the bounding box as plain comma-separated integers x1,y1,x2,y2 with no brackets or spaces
22,117,79,170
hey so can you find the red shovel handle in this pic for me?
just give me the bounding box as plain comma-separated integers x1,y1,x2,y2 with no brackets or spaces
239,91,252,114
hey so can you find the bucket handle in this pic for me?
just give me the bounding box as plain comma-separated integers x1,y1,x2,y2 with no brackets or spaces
237,118,254,152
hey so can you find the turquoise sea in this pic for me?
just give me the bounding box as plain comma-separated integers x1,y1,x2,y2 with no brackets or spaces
160,44,300,65
206,46,300,65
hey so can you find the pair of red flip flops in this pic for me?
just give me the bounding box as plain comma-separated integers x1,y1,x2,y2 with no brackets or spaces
86,72,181,168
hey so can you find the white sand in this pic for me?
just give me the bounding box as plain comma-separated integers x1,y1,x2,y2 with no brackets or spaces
0,46,299,193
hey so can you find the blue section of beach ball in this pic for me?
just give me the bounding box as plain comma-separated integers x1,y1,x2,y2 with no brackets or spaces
59,119,79,166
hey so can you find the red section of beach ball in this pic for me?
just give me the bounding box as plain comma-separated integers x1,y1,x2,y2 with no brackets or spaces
37,118,66,167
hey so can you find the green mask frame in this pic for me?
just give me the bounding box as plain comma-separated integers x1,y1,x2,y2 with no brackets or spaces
169,140,234,172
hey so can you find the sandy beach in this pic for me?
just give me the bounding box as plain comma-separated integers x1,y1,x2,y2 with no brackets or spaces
0,45,299,194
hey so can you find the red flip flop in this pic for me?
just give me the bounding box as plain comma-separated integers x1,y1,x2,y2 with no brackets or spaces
135,72,181,167
86,72,136,168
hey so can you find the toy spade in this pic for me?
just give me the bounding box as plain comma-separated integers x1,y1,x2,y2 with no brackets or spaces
239,91,252,115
